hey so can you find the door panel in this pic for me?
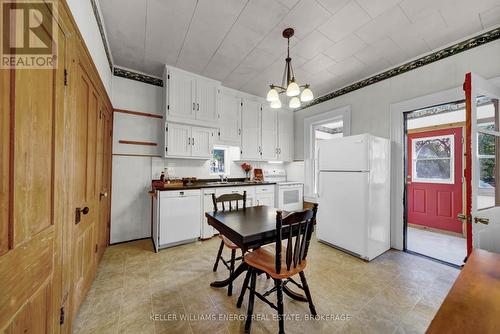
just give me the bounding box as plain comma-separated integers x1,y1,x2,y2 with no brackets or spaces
407,128,463,234
191,126,213,158
196,79,218,122
464,72,500,255
168,70,195,119
241,99,261,160
0,6,66,331
261,105,278,160
166,123,191,157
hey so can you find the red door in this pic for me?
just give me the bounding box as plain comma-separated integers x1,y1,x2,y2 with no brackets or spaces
407,128,463,234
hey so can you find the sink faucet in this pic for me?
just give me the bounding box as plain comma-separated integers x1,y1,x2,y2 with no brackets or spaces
219,174,227,182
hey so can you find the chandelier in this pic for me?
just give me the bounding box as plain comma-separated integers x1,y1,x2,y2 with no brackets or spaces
266,28,313,109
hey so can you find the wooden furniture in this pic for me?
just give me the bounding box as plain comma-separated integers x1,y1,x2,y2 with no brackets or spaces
212,191,247,296
241,205,318,333
427,249,500,334
205,206,312,303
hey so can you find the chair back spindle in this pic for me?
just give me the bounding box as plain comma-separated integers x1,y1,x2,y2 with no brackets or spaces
212,191,247,212
275,204,318,274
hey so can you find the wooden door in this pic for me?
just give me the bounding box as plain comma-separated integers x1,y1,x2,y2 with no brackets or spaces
196,78,218,122
71,60,101,312
407,128,463,234
261,105,278,161
0,7,66,333
241,99,261,160
278,110,294,162
165,123,191,157
167,69,195,119
218,94,241,145
191,126,213,158
97,108,112,261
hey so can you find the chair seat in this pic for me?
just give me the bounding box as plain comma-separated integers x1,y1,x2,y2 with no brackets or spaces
218,234,239,249
244,246,307,279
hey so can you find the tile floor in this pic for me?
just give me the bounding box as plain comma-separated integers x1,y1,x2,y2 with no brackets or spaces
73,236,459,334
407,227,466,266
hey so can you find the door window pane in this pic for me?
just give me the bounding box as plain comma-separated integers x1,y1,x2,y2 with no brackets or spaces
412,135,454,183
477,132,498,210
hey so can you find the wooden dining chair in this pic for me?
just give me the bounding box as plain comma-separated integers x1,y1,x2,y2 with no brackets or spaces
239,204,318,334
212,191,247,296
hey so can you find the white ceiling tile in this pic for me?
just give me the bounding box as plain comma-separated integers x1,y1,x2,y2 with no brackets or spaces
355,0,403,18
291,30,335,60
323,34,367,61
256,26,300,60
203,0,288,81
355,6,410,43
316,0,350,15
276,0,301,9
399,0,446,22
318,1,372,42
389,33,430,59
424,16,483,50
144,0,197,72
176,0,247,73
300,53,336,74
480,5,500,29
439,0,500,28
100,0,147,71
327,57,366,76
355,37,406,66
276,0,332,39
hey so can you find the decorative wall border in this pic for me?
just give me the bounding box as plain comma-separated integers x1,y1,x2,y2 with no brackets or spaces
301,27,500,111
113,67,164,87
90,0,113,72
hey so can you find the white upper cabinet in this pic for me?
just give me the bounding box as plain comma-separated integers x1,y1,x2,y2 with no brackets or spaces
166,69,195,120
241,99,261,160
165,66,219,125
261,105,278,161
165,123,191,157
191,126,214,158
195,78,218,122
217,92,241,146
278,110,294,162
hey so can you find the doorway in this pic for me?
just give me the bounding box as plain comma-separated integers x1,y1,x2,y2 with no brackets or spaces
404,101,467,266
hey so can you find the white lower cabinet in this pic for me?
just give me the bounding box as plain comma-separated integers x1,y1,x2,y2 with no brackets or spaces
215,186,256,208
201,188,217,239
152,189,201,251
255,185,275,207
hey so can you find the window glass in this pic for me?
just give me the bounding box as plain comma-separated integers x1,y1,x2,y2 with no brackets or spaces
412,135,454,183
477,132,497,209
209,148,226,174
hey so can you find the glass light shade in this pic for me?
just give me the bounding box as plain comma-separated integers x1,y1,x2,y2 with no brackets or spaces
300,87,313,102
286,81,300,97
270,99,282,109
289,96,300,109
266,88,279,102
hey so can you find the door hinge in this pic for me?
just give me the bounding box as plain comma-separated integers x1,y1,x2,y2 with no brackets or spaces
166,124,168,131
241,102,243,106
60,306,65,325
167,105,170,110
95,244,98,253
63,69,68,86
167,74,170,80
75,208,81,224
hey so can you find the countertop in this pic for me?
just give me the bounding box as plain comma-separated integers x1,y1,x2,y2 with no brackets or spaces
151,179,276,192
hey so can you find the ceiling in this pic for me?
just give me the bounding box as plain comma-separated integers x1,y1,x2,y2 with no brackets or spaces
99,0,500,98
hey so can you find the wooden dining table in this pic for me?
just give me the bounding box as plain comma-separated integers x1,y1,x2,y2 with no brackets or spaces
205,205,309,302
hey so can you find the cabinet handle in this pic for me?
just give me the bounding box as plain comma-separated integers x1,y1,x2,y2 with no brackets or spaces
238,129,241,135
192,137,195,146
197,103,200,111
188,137,191,145
193,102,196,111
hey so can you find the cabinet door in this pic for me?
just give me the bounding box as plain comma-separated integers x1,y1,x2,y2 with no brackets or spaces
256,193,275,207
196,79,218,122
241,99,261,160
165,123,191,157
167,69,195,119
191,126,214,158
218,94,241,145
261,105,278,161
159,195,200,246
278,110,294,162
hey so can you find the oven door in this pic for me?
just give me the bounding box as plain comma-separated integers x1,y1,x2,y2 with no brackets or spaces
279,185,303,211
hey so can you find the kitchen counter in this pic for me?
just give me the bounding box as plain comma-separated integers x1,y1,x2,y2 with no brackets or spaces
151,179,276,192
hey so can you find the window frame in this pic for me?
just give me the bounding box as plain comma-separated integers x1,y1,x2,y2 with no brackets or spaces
411,134,455,184
209,146,229,176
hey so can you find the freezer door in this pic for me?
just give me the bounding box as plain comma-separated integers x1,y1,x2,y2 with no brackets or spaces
317,171,368,256
319,134,369,171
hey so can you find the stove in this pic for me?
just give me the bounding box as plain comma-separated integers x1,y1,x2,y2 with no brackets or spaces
263,169,303,211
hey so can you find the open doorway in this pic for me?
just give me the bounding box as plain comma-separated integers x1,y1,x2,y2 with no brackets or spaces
404,100,467,266
313,121,343,194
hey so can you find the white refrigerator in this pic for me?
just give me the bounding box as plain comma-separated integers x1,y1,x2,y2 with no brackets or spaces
317,134,391,261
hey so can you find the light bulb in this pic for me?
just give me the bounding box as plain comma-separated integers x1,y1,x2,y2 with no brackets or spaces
289,96,300,109
286,81,300,97
266,87,279,102
300,87,313,102
270,99,282,109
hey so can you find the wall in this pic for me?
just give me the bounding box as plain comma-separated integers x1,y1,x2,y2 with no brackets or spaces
66,0,112,94
294,39,500,160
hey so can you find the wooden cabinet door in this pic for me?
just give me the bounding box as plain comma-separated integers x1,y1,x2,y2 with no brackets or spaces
278,110,294,162
218,94,241,145
165,123,191,157
241,99,261,160
0,8,66,332
191,126,214,158
196,78,218,122
261,105,278,161
167,69,195,119
72,62,101,313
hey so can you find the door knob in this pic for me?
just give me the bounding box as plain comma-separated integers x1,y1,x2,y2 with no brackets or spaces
474,217,489,225
82,207,89,215
100,192,108,200
457,213,471,223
